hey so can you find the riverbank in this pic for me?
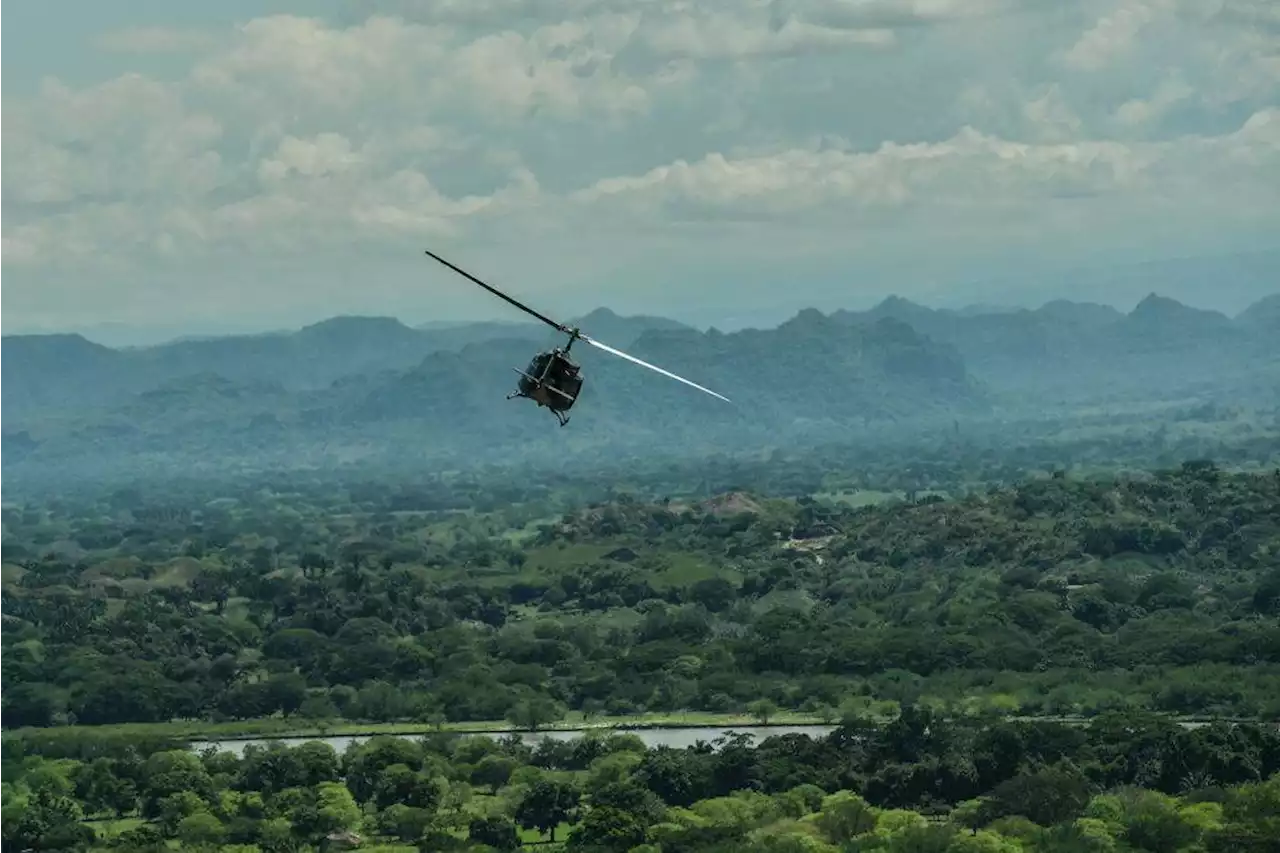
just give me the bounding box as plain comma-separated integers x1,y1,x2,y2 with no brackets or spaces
3,710,835,744
5,709,1264,747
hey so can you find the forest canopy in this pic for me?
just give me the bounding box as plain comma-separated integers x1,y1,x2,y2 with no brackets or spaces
4,455,1279,731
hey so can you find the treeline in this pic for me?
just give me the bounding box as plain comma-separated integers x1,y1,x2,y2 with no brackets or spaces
4,710,1278,852
7,414,1278,513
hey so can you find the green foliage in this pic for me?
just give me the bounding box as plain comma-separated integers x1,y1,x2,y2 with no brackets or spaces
0,710,1277,852
3,453,1280,851
6,464,1280,738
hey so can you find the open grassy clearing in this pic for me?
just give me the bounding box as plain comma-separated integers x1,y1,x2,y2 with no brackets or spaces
7,709,848,745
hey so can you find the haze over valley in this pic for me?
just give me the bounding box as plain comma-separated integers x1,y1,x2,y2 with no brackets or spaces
5,283,1277,493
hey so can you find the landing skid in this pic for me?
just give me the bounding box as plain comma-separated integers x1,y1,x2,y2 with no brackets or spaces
508,367,573,427
506,390,571,426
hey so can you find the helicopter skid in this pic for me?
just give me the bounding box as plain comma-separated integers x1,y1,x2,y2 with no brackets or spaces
506,371,571,426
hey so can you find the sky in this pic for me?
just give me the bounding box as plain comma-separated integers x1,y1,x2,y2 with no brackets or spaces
2,0,1278,343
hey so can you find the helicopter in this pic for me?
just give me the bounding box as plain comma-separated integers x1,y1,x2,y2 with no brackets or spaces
423,249,731,426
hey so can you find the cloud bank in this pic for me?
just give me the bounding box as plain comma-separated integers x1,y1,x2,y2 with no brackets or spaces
2,0,1277,330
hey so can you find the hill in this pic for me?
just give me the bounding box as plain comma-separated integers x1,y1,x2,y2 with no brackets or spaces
0,333,124,413
1,308,984,484
1236,293,1280,330
835,292,1279,407
0,309,688,419
4,290,1277,488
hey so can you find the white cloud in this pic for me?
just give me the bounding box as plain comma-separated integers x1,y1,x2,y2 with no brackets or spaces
1060,0,1280,107
639,14,896,60
1062,0,1170,72
568,110,1279,224
1020,85,1085,143
2,1,1277,329
258,133,363,183
799,0,1026,28
1113,76,1195,128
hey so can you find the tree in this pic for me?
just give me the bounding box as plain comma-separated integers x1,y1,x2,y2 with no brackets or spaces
191,567,232,614
343,737,425,803
376,804,435,842
2,789,95,852
505,697,565,731
256,817,298,853
373,764,440,811
468,815,519,850
813,791,877,844
947,829,1024,853
690,577,737,612
74,758,136,818
749,699,780,725
1,683,67,728
470,755,518,793
636,747,707,808
568,806,647,851
516,779,581,842
140,751,215,818
985,766,1091,827
176,812,226,848
314,782,362,836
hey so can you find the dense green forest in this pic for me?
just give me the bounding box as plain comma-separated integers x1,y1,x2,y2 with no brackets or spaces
5,713,1279,851
4,447,1280,731
5,437,1280,850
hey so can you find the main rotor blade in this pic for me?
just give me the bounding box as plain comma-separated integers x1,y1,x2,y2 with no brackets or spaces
583,336,731,404
424,249,569,334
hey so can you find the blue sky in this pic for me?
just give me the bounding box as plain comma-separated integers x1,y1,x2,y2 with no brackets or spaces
3,0,1278,342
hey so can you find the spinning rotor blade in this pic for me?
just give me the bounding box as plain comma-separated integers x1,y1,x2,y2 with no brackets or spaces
422,248,730,404
582,336,732,404
424,249,569,333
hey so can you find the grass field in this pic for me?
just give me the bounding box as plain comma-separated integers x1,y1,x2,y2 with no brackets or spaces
6,709,844,745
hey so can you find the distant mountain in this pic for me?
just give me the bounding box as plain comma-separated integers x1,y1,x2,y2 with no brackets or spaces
0,308,690,422
954,303,1019,317
4,290,1275,489
1,308,985,485
1236,294,1280,330
1034,299,1123,328
0,333,124,413
1121,293,1233,335
834,291,1277,407
568,307,690,346
350,307,977,432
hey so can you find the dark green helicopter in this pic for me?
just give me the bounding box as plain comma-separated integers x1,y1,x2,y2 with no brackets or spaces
424,249,731,427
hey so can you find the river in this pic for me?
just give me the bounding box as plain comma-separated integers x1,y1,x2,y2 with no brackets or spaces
189,724,838,756
186,717,1240,756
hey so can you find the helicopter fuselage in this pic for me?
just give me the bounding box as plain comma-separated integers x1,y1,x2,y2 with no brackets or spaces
513,348,584,423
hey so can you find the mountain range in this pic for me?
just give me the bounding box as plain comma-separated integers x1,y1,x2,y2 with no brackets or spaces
837,292,1279,405
2,293,1276,490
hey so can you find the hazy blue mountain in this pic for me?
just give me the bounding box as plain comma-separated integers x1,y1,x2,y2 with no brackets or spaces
1235,294,1280,330
834,291,1277,407
1033,299,1124,328
568,307,692,346
344,309,979,432
4,291,1276,489
1,307,984,485
0,308,691,421
0,333,124,412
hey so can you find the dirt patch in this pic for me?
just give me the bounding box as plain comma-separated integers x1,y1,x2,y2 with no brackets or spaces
783,535,836,553
699,491,763,516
